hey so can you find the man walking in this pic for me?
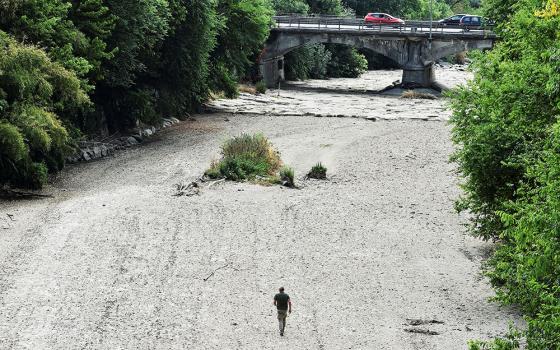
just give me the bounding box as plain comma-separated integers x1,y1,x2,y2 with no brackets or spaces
273,287,292,336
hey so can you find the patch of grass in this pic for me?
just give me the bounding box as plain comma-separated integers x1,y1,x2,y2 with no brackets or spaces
401,90,437,100
307,162,327,179
205,133,282,182
238,84,257,95
279,166,295,188
255,80,267,94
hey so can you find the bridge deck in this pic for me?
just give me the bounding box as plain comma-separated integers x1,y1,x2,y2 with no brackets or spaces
272,16,497,40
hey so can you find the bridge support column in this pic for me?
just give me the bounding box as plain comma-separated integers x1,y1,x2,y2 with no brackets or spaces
259,56,284,88
401,63,435,88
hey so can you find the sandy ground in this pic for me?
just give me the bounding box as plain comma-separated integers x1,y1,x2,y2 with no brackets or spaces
0,68,521,349
208,67,471,121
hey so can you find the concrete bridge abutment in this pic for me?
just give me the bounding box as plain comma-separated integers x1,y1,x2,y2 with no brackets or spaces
402,64,435,88
260,56,285,88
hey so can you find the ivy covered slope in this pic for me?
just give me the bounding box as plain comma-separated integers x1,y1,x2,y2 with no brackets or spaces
450,0,560,348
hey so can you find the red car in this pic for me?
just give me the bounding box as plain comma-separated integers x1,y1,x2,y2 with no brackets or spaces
364,13,405,25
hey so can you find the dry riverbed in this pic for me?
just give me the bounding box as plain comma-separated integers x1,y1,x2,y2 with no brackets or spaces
0,68,520,349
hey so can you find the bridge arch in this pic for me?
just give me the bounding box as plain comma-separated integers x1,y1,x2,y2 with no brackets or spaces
260,27,495,89
261,31,405,66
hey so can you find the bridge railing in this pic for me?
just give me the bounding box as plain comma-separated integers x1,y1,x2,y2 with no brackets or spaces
272,16,495,34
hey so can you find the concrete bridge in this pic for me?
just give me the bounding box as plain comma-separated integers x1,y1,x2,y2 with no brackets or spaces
260,17,497,89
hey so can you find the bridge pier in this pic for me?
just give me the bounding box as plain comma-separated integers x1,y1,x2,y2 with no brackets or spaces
260,56,285,88
402,63,435,88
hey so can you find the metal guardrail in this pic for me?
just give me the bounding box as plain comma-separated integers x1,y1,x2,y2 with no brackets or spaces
272,16,495,34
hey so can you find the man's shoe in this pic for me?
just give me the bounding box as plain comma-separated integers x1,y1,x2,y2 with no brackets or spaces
280,332,284,336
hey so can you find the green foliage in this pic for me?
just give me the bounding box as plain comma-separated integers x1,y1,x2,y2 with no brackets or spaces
256,80,267,94
102,0,170,89
342,0,421,17
0,31,89,189
209,0,273,98
154,0,218,119
285,43,332,80
279,166,295,187
306,0,346,15
272,0,310,14
307,162,327,179
406,0,452,20
483,0,521,23
343,0,464,19
206,134,283,181
486,123,560,349
326,46,368,78
0,0,114,89
467,325,521,349
449,2,560,240
450,0,560,347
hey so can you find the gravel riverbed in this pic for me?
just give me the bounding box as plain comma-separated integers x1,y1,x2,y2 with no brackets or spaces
0,68,521,349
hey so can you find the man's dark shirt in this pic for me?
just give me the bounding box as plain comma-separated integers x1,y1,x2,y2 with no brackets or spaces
274,292,290,310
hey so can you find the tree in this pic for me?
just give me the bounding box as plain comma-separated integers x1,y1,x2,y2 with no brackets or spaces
450,0,560,347
272,0,310,14
209,0,273,97
0,31,89,188
153,0,218,119
94,0,171,130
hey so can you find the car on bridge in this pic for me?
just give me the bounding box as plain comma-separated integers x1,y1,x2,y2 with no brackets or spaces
438,14,467,26
364,13,405,26
459,15,495,30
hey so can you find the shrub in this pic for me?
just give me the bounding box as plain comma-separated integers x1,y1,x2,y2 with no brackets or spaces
450,0,560,347
0,31,89,189
255,80,267,94
467,325,521,349
279,166,295,187
307,162,327,179
205,133,282,181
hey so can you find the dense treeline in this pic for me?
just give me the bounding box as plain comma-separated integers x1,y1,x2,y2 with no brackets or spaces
0,0,272,189
449,0,560,348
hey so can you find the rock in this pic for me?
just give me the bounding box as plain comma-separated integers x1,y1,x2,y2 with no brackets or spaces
93,146,101,158
143,129,153,137
127,137,138,145
132,134,143,142
170,117,180,123
82,150,91,161
101,145,109,157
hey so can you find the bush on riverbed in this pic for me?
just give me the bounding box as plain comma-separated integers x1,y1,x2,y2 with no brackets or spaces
205,134,282,181
307,162,327,179
279,166,295,187
255,81,267,94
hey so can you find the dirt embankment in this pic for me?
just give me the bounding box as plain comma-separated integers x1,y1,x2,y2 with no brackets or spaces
0,68,521,349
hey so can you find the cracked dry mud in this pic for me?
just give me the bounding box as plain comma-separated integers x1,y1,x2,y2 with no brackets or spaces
0,68,521,349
